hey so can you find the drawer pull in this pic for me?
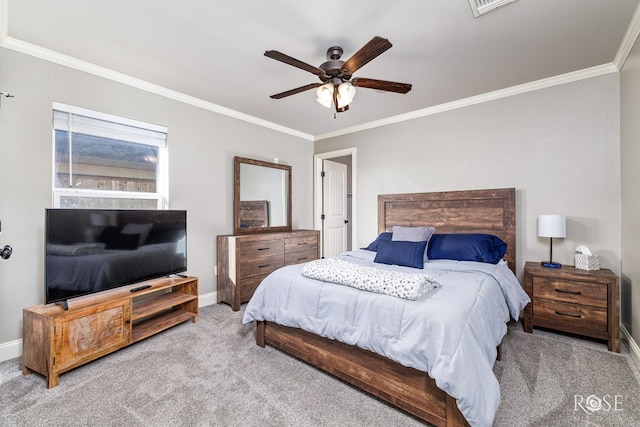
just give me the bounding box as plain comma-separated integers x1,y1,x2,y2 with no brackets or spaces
297,257,308,261
297,242,307,245
555,310,582,318
257,247,270,251
258,264,270,268
555,288,581,295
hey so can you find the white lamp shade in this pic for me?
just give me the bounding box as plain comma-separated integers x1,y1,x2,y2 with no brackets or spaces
316,84,334,109
538,214,566,238
337,82,356,107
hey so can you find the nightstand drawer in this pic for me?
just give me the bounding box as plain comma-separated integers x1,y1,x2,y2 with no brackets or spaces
533,277,607,308
534,298,607,332
237,239,284,259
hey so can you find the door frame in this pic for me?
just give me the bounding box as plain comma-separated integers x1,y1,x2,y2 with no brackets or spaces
314,148,357,258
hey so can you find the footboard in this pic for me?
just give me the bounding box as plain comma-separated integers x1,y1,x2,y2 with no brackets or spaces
256,321,469,427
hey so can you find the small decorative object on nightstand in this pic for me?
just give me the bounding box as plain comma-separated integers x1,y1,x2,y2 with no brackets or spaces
574,245,600,271
523,261,620,352
537,214,566,268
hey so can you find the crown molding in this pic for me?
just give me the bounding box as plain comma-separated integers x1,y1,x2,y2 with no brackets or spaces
314,63,619,141
0,26,628,143
0,36,314,141
614,1,640,69
0,0,8,41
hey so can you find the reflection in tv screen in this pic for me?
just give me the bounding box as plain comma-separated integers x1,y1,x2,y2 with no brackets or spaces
45,209,187,305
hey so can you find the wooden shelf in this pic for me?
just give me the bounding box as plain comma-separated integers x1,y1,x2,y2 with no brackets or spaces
132,308,196,342
23,276,198,388
132,291,198,321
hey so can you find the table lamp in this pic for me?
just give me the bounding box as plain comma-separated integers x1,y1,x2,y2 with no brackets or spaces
538,214,566,268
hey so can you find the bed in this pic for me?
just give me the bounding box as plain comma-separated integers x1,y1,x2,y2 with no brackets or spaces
242,188,529,427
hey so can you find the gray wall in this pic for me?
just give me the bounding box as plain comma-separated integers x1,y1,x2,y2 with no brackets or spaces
0,48,313,346
315,74,622,282
621,39,640,353
1,42,634,360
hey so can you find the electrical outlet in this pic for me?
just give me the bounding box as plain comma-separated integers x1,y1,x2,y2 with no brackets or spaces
214,266,218,276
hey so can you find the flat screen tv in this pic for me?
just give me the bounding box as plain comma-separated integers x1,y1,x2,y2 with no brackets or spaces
45,209,187,305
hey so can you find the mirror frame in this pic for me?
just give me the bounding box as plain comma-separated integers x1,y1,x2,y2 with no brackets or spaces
234,156,292,235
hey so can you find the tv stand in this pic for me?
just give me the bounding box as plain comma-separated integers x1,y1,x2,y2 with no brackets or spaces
22,276,198,388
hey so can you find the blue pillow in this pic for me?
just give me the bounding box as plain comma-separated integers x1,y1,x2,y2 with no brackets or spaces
362,232,392,251
392,225,436,262
427,234,507,264
374,239,427,269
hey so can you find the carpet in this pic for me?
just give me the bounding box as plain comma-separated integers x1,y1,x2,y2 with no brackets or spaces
1,304,639,426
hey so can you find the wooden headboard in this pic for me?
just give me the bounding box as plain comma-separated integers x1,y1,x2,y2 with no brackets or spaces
378,188,516,273
239,200,269,228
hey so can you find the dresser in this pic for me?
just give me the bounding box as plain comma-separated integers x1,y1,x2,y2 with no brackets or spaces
523,261,620,352
217,230,319,311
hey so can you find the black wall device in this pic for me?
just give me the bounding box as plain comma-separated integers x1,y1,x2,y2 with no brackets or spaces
1,245,11,260
0,220,12,259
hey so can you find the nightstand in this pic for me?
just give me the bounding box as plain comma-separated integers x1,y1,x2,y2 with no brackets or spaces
523,261,620,352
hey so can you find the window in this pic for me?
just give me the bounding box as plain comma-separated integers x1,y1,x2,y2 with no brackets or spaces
53,103,168,209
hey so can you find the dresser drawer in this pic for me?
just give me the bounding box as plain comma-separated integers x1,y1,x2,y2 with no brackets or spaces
285,235,318,253
533,298,607,332
238,254,284,279
239,275,268,303
237,238,284,259
533,277,607,308
285,249,317,266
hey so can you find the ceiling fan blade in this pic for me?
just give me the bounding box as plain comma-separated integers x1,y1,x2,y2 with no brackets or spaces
264,50,326,77
351,77,412,94
340,37,393,77
270,83,322,99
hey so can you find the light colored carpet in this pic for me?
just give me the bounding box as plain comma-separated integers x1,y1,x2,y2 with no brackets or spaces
1,304,639,426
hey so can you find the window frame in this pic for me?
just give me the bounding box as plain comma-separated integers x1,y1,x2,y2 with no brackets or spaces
52,102,169,209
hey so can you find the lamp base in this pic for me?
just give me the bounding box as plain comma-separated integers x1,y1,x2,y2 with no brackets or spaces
541,261,562,268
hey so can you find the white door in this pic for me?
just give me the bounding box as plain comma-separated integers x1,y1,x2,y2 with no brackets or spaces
322,159,348,258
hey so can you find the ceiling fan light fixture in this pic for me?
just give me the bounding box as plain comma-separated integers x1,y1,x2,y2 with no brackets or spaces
337,82,356,107
266,37,411,113
316,83,334,108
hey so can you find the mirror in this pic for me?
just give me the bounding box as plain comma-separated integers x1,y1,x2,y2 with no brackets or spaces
234,156,292,234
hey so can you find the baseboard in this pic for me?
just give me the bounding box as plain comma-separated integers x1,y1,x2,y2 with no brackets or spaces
621,324,640,372
3,315,639,371
0,291,219,363
198,291,217,308
0,339,22,364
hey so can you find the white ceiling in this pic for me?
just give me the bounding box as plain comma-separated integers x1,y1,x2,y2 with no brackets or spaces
2,0,639,139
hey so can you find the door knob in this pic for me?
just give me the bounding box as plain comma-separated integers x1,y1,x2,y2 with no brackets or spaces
1,245,11,260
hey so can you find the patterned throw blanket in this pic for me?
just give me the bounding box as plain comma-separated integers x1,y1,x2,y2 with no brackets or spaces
301,257,440,300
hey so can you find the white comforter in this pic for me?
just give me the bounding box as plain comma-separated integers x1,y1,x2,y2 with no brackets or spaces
242,249,531,427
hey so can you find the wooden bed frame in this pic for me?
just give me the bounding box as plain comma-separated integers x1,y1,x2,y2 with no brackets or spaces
256,188,516,427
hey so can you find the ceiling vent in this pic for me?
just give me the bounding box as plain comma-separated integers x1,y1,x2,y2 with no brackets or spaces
468,0,518,17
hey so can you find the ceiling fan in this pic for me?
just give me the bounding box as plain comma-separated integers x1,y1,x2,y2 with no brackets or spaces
264,36,412,113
